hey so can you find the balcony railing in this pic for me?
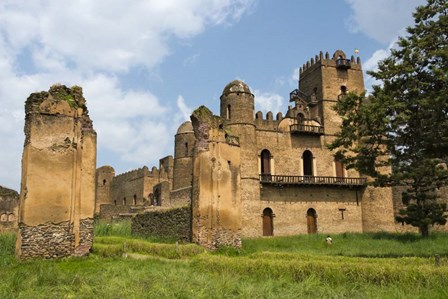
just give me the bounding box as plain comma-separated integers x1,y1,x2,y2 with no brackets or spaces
289,89,310,102
336,58,351,70
290,124,324,135
260,174,367,187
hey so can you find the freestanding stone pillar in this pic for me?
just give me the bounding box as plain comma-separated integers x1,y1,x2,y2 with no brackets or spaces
190,106,242,249
16,84,97,259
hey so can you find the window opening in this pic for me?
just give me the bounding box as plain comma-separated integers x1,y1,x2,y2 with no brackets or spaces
303,150,313,176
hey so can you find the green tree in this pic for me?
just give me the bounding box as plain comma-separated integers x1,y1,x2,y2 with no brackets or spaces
329,0,448,237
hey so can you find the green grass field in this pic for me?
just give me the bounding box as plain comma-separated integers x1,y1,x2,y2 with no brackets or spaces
1,222,448,298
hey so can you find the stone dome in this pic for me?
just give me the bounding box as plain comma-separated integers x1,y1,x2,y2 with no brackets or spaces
176,121,194,134
97,165,115,172
222,80,252,95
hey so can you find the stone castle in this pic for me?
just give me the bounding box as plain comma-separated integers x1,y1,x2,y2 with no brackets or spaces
7,49,447,256
95,49,446,248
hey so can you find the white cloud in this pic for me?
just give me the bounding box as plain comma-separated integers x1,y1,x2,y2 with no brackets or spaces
0,0,255,72
363,38,401,92
176,95,193,121
0,0,255,189
345,0,424,44
253,90,284,114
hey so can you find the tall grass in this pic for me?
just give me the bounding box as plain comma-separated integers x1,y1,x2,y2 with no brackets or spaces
94,220,132,237
240,232,448,258
2,231,448,298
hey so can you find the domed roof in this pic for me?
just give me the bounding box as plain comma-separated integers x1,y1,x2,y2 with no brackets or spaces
97,165,115,172
222,80,251,95
176,121,194,134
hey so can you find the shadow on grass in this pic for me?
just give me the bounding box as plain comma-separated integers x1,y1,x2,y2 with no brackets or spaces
370,231,423,243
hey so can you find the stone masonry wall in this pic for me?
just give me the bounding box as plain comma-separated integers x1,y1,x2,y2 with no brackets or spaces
17,85,96,259
99,204,131,221
131,207,191,242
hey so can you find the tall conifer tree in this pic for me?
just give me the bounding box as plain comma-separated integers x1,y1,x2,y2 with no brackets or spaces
329,0,448,237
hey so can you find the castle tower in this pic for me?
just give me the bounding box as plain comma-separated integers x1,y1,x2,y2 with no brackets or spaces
220,80,260,236
298,50,364,135
299,50,395,232
173,121,195,191
220,80,255,124
95,165,115,213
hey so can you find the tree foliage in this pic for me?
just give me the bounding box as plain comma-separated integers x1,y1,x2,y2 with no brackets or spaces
329,0,448,237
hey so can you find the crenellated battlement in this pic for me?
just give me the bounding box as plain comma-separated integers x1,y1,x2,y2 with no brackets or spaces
113,166,150,183
254,111,284,131
299,50,362,76
254,111,283,122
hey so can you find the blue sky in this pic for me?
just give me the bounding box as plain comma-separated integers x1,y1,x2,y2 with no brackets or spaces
0,0,425,190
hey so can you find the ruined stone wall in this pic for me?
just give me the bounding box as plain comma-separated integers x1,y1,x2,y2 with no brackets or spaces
17,85,96,259
98,204,131,221
0,186,19,232
169,186,192,207
191,106,242,249
132,206,191,242
159,156,174,191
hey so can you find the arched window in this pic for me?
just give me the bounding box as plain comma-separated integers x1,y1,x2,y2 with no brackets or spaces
260,149,271,175
0,214,7,222
133,194,137,205
7,214,15,222
102,179,106,186
303,150,313,176
262,208,274,236
227,104,231,120
123,197,127,206
340,85,347,95
297,113,305,124
306,208,317,234
185,142,189,156
114,200,117,206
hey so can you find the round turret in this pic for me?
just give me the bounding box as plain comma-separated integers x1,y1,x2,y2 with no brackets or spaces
173,121,195,190
220,80,254,124
174,121,195,159
176,121,194,135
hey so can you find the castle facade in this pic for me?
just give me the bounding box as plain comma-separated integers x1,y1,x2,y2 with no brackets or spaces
96,50,443,246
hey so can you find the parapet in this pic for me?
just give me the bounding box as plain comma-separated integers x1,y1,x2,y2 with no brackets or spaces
254,111,283,131
299,50,362,76
113,166,151,183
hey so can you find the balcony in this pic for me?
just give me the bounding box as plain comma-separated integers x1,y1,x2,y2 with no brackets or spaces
290,124,324,135
289,89,310,102
336,58,351,70
260,174,367,188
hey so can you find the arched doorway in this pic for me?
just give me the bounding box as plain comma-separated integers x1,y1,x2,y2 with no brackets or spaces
307,208,317,234
303,150,313,176
262,208,274,236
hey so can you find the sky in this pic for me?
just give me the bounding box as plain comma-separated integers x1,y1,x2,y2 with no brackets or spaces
0,0,425,190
